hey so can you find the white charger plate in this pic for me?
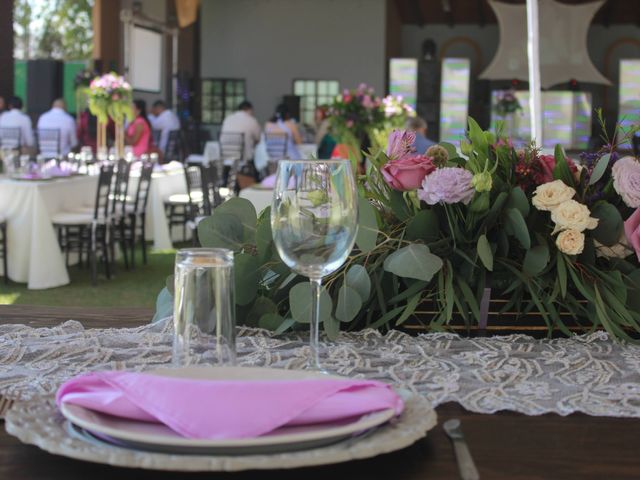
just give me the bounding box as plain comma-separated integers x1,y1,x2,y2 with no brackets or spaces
59,366,397,455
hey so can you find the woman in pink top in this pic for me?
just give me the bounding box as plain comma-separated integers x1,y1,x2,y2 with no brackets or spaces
125,99,152,157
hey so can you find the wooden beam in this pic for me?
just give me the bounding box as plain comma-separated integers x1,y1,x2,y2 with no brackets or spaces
411,0,424,27
0,0,14,98
92,0,122,72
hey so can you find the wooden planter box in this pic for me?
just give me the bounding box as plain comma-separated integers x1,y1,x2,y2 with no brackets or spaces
400,298,595,338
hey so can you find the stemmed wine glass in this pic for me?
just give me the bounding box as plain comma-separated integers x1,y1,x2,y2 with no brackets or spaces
271,159,358,370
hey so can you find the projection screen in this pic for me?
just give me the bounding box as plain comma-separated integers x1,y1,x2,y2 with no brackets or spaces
130,26,163,92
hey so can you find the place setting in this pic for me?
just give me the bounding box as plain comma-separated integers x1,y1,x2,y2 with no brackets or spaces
3,157,438,473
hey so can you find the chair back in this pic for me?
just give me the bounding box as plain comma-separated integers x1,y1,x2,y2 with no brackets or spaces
37,129,61,158
219,131,245,163
265,131,289,159
93,164,115,221
184,162,204,218
201,163,222,216
132,162,153,215
0,128,21,150
164,130,182,163
111,159,132,216
151,129,162,147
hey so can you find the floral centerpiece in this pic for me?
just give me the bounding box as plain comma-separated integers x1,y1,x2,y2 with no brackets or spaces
154,115,640,341
87,72,134,156
494,90,522,138
327,84,414,163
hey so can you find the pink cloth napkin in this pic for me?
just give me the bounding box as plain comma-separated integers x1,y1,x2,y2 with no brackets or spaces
56,371,404,440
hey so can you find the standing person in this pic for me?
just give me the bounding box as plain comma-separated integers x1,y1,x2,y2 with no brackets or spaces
264,104,302,159
220,100,261,162
0,96,34,151
149,100,180,152
405,116,435,154
37,98,78,156
125,99,152,157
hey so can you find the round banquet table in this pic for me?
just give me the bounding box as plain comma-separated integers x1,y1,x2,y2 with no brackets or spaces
0,174,97,289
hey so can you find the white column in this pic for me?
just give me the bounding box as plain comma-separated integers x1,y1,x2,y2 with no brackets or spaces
526,0,543,145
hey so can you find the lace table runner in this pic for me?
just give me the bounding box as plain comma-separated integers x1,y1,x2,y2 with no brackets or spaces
1,318,640,418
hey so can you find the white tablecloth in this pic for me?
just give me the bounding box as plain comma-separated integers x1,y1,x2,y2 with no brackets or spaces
239,186,272,214
0,175,97,289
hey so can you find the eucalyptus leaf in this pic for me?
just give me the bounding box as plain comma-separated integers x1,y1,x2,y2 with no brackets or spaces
406,209,440,242
477,234,494,271
591,201,623,246
355,197,378,253
439,142,458,159
258,313,285,331
323,316,341,340
557,254,567,299
523,244,550,275
151,287,173,323
589,153,611,185
389,190,411,221
255,207,272,263
335,285,362,322
345,264,372,300
234,253,259,306
506,187,530,218
247,296,278,326
504,208,531,250
165,274,174,296
214,197,257,242
289,282,332,324
395,293,421,325
197,213,244,250
383,244,443,282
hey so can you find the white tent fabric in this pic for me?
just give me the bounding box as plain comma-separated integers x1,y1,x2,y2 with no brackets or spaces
480,0,611,88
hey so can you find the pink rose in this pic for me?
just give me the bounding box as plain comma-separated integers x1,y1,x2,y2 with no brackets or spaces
381,154,435,191
538,154,578,184
624,208,640,261
386,130,416,160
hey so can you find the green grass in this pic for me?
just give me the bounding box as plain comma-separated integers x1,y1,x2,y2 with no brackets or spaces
0,245,177,308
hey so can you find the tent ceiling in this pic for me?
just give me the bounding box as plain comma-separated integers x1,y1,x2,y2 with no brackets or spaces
394,0,640,26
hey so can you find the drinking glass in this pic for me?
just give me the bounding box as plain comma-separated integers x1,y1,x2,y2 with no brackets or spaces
271,159,358,370
173,248,236,367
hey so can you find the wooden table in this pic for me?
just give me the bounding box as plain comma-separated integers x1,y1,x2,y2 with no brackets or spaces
1,306,639,480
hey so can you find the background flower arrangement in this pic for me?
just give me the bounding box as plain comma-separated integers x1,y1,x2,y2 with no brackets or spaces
327,84,414,162
155,116,640,341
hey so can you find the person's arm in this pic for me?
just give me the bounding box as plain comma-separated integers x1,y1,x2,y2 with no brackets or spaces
287,121,303,144
126,122,143,145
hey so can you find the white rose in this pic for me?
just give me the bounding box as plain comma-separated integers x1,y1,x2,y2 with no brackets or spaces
556,229,585,255
551,199,598,233
532,180,576,211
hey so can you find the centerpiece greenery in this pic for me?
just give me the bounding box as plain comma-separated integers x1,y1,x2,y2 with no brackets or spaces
86,72,134,156
155,116,640,341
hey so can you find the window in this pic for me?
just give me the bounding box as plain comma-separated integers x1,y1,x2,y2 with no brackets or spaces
201,79,246,125
293,79,339,125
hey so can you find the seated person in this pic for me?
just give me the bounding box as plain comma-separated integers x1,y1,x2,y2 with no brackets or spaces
264,104,302,159
37,98,78,156
0,96,34,153
406,116,435,154
221,101,261,163
125,99,153,157
150,100,180,153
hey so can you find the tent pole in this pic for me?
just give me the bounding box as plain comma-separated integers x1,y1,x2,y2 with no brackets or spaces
526,0,543,146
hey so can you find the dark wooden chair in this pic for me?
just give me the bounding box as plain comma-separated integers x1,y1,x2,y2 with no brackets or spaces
164,162,204,242
264,131,289,175
0,217,7,284
51,164,114,285
123,162,154,268
218,131,245,192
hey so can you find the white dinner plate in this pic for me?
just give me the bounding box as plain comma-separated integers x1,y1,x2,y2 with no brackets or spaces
59,366,398,455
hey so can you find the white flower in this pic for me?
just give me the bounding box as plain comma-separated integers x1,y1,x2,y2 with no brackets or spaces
556,229,585,255
612,156,640,208
532,180,576,211
550,199,598,233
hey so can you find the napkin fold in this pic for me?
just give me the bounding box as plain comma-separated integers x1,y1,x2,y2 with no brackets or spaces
56,371,403,440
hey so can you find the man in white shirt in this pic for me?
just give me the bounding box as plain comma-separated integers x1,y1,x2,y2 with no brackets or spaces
221,101,261,162
0,96,35,151
150,100,181,153
37,99,78,156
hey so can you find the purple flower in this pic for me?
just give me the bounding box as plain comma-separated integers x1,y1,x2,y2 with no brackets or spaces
386,130,415,160
418,167,475,205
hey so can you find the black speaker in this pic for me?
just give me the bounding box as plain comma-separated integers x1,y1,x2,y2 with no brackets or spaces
26,60,63,116
282,95,301,122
